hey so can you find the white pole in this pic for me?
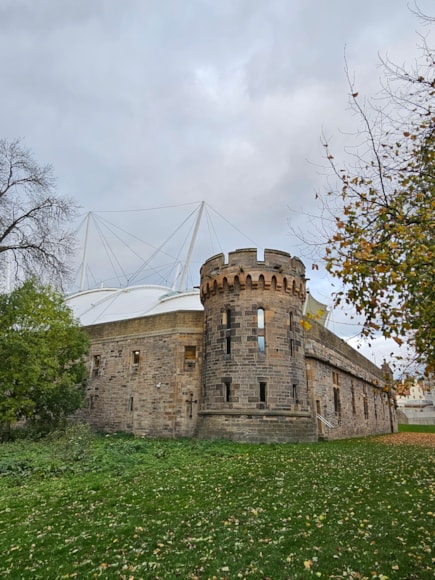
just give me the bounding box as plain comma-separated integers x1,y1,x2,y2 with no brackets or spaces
79,212,91,292
178,201,204,291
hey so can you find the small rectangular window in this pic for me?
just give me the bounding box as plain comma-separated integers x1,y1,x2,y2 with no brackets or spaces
132,350,140,365
92,355,101,376
224,381,231,402
333,387,341,417
292,384,297,402
363,397,369,420
226,335,231,355
259,382,267,403
184,346,197,370
290,338,294,357
332,371,340,385
129,396,134,412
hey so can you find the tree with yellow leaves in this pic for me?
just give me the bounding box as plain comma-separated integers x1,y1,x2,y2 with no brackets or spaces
323,16,434,373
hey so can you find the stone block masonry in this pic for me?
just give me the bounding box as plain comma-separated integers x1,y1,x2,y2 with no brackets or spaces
78,248,397,442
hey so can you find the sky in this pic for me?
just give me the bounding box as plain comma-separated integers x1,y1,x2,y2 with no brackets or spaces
0,0,433,367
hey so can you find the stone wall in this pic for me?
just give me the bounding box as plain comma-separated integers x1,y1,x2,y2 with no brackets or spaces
76,249,397,443
197,248,318,442
80,311,203,437
305,321,396,439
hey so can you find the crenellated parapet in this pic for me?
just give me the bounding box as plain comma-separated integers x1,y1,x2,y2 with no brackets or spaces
200,248,306,303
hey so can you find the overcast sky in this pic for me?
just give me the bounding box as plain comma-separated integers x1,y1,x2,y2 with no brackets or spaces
1,0,433,364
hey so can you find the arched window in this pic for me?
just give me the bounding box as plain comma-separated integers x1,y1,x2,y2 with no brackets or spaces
257,307,265,353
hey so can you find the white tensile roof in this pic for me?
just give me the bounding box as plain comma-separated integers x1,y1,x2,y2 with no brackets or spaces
65,285,203,327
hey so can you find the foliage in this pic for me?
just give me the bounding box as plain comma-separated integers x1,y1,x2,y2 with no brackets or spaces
323,22,435,373
0,279,89,436
0,138,77,287
0,434,434,579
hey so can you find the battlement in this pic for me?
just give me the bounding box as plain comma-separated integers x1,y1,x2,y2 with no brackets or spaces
201,248,305,276
200,248,306,303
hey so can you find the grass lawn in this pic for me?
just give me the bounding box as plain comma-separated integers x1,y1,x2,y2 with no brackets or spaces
398,423,435,433
0,426,434,579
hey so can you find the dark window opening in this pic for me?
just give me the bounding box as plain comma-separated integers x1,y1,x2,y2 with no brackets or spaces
333,387,341,417
292,384,298,402
223,309,231,328
132,350,140,365
351,381,356,415
224,382,231,402
259,382,267,403
129,397,134,412
224,309,232,356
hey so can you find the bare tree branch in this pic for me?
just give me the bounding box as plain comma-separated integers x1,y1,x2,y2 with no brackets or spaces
0,139,79,288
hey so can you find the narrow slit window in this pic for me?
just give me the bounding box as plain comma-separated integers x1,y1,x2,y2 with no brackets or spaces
292,384,297,402
333,387,341,417
363,385,369,419
257,308,265,353
351,381,356,415
259,382,267,403
226,335,231,355
132,350,140,365
129,397,134,412
224,309,231,356
224,381,231,402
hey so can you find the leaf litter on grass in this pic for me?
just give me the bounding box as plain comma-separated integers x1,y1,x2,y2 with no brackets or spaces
0,434,434,579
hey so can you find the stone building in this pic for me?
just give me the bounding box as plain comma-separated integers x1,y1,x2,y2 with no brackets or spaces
67,248,397,442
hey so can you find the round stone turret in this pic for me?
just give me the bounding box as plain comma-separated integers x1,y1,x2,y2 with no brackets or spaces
197,248,317,443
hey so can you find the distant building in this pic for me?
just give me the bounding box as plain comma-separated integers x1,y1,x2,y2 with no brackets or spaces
66,248,397,442
396,379,435,425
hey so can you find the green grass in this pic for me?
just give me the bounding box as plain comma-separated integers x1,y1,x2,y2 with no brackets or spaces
398,423,435,433
0,426,434,579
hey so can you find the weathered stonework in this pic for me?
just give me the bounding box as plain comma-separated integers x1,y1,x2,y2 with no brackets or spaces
305,322,396,440
197,249,316,442
81,311,203,438
79,249,397,442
